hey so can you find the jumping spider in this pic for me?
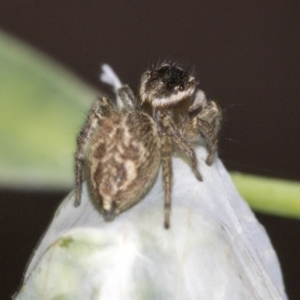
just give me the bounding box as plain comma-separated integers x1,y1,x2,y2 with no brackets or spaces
74,64,222,229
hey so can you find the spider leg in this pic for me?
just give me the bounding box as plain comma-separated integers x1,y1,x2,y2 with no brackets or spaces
197,100,222,165
198,100,222,136
182,99,222,166
197,119,218,166
117,85,137,110
159,110,203,180
161,135,173,229
171,132,203,181
158,111,202,228
74,97,113,207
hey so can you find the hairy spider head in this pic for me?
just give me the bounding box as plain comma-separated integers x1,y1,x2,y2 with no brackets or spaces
139,64,197,108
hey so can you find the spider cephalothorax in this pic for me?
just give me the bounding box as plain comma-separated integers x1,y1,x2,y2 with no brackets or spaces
74,63,222,228
140,64,197,108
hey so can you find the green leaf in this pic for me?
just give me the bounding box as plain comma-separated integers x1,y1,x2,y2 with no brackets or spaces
0,30,96,189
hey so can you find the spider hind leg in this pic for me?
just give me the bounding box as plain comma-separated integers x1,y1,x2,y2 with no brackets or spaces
74,97,113,207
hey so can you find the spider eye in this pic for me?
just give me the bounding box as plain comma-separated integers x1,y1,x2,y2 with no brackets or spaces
178,84,185,91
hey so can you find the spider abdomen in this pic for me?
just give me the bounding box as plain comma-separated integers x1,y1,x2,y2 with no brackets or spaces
87,111,161,221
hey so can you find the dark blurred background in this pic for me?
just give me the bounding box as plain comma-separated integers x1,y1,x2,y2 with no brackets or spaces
0,1,299,299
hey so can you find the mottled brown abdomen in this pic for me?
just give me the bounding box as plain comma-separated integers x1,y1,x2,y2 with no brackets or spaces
87,110,161,220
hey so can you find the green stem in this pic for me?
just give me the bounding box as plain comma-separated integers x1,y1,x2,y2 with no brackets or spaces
231,172,300,219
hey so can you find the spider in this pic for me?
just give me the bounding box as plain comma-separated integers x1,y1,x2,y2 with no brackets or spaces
74,63,222,229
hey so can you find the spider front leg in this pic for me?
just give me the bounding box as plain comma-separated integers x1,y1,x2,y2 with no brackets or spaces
160,135,173,229
197,119,218,166
182,97,222,166
74,97,113,207
172,132,203,181
158,111,203,228
198,100,222,137
160,112,203,181
198,100,222,165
